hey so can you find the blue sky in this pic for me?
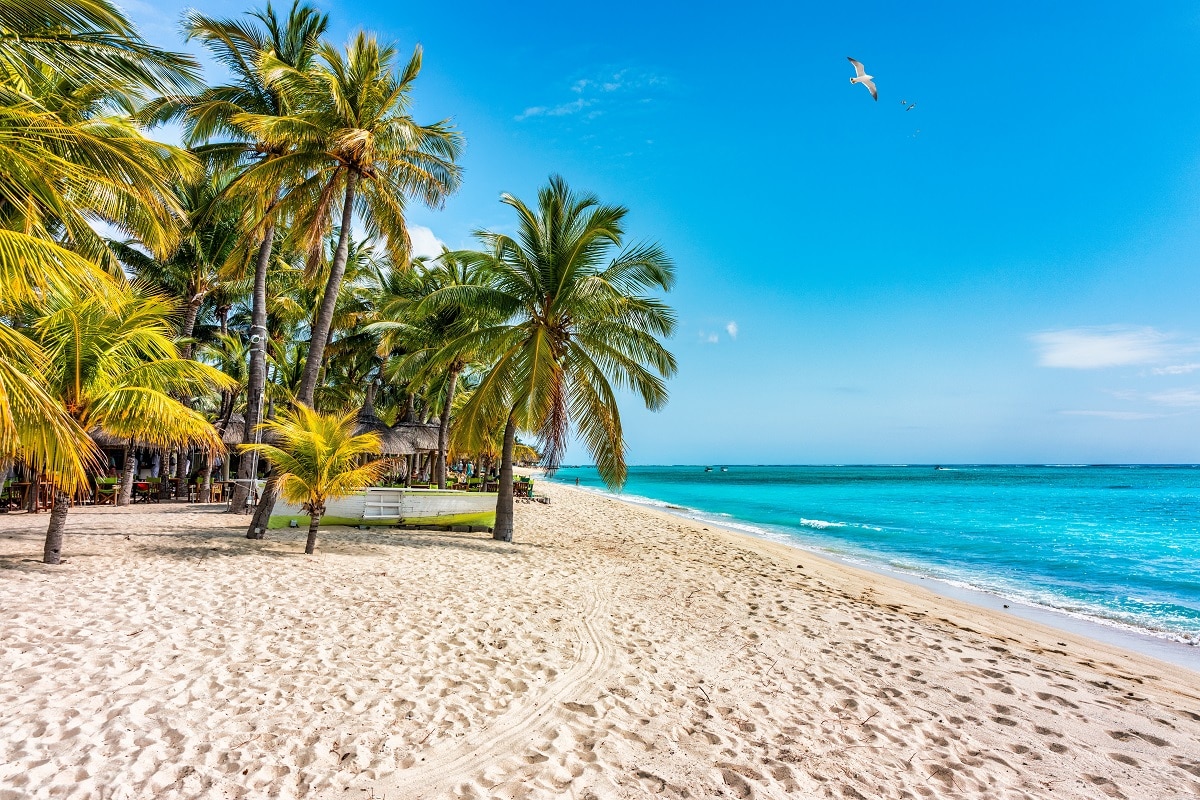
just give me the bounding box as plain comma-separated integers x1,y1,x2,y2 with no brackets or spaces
124,0,1200,463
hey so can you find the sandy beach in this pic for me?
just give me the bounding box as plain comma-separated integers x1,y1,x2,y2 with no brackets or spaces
2,483,1199,800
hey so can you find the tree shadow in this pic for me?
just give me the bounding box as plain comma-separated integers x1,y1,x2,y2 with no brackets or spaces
137,526,544,561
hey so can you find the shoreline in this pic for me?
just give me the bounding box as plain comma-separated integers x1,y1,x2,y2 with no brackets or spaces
543,475,1200,673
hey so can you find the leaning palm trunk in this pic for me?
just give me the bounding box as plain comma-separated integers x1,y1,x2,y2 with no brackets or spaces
435,365,460,489
231,224,274,513
251,178,357,538
43,487,70,564
295,174,357,407
305,508,322,554
246,473,279,539
493,412,517,542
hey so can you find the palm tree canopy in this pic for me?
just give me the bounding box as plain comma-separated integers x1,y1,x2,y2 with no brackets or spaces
242,404,392,514
0,231,118,487
30,284,232,456
0,65,200,265
444,176,677,487
0,0,200,95
240,31,463,264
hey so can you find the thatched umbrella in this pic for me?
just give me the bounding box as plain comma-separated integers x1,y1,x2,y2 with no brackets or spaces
384,421,440,455
353,391,393,442
215,413,246,448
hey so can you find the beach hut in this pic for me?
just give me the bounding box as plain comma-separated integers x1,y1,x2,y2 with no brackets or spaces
382,420,441,485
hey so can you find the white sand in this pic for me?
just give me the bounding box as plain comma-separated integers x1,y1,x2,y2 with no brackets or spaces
2,484,1199,799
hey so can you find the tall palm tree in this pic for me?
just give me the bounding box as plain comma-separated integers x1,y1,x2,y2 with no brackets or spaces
443,177,677,542
370,249,495,488
244,31,463,407
165,1,329,512
29,284,232,563
242,405,391,554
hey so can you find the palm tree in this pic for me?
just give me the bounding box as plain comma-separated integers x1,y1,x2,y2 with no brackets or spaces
0,0,199,92
242,405,391,554
443,177,677,542
369,249,494,488
30,284,232,563
166,0,329,513
244,31,463,407
0,232,109,490
0,54,199,270
112,175,244,359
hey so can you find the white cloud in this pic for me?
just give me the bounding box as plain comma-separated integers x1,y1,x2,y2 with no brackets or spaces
1031,326,1178,369
1061,410,1162,420
1147,389,1200,407
408,225,446,260
725,321,738,340
698,331,719,344
515,98,593,121
516,68,668,123
1151,363,1200,375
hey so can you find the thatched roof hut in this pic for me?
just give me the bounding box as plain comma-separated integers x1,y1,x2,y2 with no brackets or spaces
216,412,282,448
215,413,246,448
88,428,132,449
383,421,440,455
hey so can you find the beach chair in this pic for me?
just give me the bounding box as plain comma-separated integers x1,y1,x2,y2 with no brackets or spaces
94,478,118,506
145,477,162,503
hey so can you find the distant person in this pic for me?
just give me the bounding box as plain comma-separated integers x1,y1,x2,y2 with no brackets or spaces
575,477,579,486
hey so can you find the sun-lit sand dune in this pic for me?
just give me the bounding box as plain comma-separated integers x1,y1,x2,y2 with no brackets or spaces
2,483,1199,799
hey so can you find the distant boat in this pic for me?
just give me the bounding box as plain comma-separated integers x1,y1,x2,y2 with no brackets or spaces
704,466,713,472
934,465,946,471
720,467,728,472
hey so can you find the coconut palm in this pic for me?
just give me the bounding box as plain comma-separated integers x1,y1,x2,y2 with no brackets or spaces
0,59,199,270
112,176,244,359
443,176,677,542
243,31,463,407
0,232,109,489
29,284,232,563
0,0,199,92
165,1,329,512
242,405,391,554
369,249,495,488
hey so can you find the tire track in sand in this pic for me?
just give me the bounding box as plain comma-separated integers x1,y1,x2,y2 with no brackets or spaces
371,582,615,798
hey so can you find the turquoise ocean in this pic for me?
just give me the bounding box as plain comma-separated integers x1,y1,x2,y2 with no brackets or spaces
546,465,1200,651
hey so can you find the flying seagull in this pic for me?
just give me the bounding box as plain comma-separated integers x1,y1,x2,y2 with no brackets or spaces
847,57,877,101
900,99,916,111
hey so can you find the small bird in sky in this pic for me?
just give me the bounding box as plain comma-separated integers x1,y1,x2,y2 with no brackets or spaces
900,99,916,111
847,57,877,101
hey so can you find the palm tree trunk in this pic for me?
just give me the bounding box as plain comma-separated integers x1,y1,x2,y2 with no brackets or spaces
304,511,322,555
436,365,461,489
116,443,136,506
43,488,69,564
296,173,358,408
174,446,188,500
200,449,212,503
177,292,204,360
231,223,274,513
493,412,517,542
246,473,278,539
